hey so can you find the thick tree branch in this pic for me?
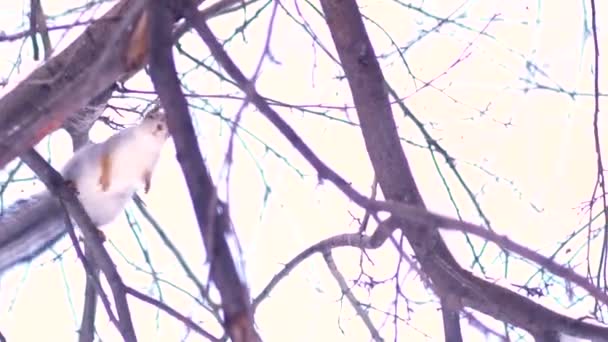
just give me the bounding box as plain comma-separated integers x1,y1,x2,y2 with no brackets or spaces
181,0,608,338
0,0,146,167
317,0,608,340
0,0,248,168
147,2,260,342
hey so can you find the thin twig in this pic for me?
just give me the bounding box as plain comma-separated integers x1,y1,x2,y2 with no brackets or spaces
323,250,383,342
126,286,220,341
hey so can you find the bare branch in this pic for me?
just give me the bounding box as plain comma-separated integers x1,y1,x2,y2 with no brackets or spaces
0,0,250,167
587,0,608,311
323,250,383,342
254,219,398,310
78,247,100,342
19,150,137,342
0,0,146,167
305,0,608,339
148,2,260,341
126,286,220,341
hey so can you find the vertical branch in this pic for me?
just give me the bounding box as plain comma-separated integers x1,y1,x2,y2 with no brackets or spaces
588,0,608,302
440,298,463,342
30,0,52,60
29,0,40,60
147,2,260,341
316,0,463,340
78,263,99,342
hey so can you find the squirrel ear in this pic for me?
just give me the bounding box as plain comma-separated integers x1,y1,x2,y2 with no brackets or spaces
144,107,164,120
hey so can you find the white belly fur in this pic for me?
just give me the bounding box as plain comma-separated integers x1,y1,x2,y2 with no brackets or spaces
60,125,166,226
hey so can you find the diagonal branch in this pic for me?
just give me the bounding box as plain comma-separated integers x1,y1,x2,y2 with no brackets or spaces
323,250,383,342
126,286,220,341
0,0,250,168
181,0,608,339
19,149,136,342
147,2,260,342
181,1,372,208
0,0,147,167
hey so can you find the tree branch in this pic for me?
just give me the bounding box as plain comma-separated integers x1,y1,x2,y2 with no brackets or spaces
323,250,383,342
0,0,146,167
0,0,247,167
254,219,398,310
317,0,608,340
126,286,220,341
147,2,260,341
19,149,136,342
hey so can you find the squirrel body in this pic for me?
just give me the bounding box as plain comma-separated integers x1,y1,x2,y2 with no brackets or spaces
0,109,169,272
62,109,169,225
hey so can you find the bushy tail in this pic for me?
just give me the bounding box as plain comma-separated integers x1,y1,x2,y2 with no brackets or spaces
0,192,67,272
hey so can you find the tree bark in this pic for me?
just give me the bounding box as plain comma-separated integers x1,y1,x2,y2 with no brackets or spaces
0,0,147,167
319,0,608,340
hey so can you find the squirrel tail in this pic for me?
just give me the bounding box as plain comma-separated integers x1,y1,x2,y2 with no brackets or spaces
0,192,67,273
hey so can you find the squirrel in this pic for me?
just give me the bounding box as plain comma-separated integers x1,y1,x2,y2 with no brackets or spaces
0,108,170,273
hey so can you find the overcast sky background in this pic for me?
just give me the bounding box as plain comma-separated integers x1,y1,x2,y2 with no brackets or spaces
0,0,607,341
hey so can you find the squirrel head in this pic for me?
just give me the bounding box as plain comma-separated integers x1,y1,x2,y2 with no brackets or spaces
142,108,170,139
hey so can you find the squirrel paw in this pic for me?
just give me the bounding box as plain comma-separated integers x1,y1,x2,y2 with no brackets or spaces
77,229,106,243
64,179,80,196
96,228,107,242
143,170,152,193
99,152,112,192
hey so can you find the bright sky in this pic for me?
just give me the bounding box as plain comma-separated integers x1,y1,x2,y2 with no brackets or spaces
0,0,607,341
